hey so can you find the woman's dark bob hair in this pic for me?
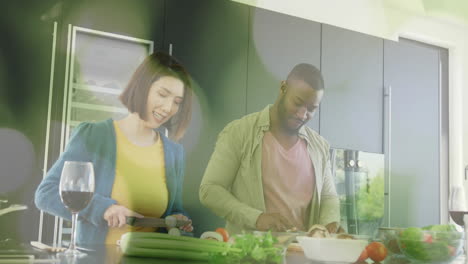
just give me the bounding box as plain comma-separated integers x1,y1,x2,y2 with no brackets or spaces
119,52,192,141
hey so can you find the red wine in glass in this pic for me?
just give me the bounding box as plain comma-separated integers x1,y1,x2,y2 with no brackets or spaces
59,161,95,257
449,211,468,227
60,191,93,213
449,186,468,226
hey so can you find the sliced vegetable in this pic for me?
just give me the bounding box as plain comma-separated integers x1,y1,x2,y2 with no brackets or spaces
215,228,229,242
336,233,355,240
200,231,223,242
168,227,181,236
308,224,330,238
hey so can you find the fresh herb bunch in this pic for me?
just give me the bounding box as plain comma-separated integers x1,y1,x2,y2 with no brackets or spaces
209,231,284,264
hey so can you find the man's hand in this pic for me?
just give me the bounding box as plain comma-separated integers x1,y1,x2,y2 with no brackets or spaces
103,204,143,228
256,213,293,232
169,214,193,232
325,221,345,234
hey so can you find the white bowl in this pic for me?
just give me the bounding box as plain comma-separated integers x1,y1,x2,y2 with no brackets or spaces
296,236,368,263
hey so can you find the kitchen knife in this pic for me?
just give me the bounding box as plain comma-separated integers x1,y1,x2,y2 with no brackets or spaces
126,216,190,228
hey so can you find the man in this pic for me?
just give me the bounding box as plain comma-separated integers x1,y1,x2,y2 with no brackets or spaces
199,63,340,234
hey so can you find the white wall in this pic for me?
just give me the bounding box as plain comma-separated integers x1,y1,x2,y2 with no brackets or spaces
233,0,468,191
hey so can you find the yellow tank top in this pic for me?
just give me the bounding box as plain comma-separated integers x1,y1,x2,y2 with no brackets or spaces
105,121,168,244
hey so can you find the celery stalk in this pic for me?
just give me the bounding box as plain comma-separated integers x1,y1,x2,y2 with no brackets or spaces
122,232,224,246
122,246,211,261
123,238,232,253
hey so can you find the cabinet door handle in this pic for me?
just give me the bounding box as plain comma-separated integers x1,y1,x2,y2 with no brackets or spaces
383,85,392,226
465,165,468,181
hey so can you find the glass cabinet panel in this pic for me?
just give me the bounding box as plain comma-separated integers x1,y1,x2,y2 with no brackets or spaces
64,26,153,139
332,148,385,237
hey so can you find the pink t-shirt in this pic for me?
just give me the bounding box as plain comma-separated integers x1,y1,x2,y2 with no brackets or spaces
261,131,315,231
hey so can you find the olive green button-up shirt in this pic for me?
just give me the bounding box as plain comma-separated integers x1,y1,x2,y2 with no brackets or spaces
199,105,340,234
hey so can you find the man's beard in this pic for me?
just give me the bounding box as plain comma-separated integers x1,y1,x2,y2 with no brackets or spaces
277,96,301,134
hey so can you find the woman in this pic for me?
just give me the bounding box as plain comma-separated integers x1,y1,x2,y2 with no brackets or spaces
35,52,193,245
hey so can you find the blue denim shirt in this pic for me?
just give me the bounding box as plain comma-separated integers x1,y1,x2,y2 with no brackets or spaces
35,119,186,245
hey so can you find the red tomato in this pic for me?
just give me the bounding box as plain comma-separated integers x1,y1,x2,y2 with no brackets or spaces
366,242,387,262
215,227,229,242
448,245,456,256
356,248,368,262
423,233,433,243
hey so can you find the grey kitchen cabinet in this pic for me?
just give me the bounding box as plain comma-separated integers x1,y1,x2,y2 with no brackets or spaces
247,7,321,131
320,24,384,153
164,0,250,236
61,0,165,43
384,39,442,228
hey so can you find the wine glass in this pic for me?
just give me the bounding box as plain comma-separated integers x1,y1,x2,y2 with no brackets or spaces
449,186,467,226
449,185,468,259
59,161,95,257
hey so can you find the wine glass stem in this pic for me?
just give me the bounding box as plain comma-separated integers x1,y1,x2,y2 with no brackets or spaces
69,212,78,251
464,216,468,260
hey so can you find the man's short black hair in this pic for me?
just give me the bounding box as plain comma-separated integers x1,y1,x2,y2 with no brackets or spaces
286,63,324,90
